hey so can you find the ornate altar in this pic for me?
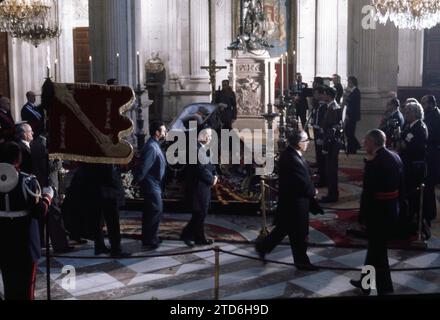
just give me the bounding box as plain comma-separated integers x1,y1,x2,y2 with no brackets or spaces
145,52,166,121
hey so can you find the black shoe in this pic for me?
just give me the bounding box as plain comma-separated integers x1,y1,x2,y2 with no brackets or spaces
71,237,88,245
94,246,111,255
350,279,371,296
195,239,214,246
294,263,319,271
319,196,338,204
180,236,195,247
111,249,132,257
255,244,267,265
142,244,160,252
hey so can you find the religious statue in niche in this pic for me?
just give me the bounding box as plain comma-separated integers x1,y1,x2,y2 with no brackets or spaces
236,76,262,116
145,52,166,121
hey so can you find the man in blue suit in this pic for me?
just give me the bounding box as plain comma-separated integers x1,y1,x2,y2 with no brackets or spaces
136,121,167,251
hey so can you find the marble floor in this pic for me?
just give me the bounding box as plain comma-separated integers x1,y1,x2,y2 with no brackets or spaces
6,238,434,300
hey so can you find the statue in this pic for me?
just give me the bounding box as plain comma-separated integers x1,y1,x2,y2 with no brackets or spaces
228,0,273,53
242,0,264,35
145,52,165,74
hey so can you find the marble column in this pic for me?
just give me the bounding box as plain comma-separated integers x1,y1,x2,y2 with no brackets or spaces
316,0,338,77
347,0,399,139
398,29,424,87
189,0,210,79
297,0,317,84
89,0,141,86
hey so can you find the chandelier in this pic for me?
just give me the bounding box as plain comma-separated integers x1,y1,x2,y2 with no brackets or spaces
0,0,60,47
373,0,440,29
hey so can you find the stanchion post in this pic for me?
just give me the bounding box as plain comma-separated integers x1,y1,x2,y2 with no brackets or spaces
259,176,269,238
46,209,51,300
418,184,425,242
214,246,220,300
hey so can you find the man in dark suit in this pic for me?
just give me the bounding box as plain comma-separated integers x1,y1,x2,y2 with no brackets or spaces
21,92,44,138
292,73,309,128
0,97,15,144
0,142,53,300
30,133,73,254
421,95,440,236
16,123,34,174
256,130,318,271
399,102,428,236
379,98,405,148
135,121,167,251
214,80,237,130
181,126,218,247
351,129,402,296
345,76,362,154
332,74,344,104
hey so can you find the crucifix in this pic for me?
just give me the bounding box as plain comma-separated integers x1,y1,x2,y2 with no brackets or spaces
201,0,227,98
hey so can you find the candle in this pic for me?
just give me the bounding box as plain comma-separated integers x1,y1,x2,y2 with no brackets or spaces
116,53,120,80
136,51,141,85
89,56,93,83
54,59,58,82
280,54,284,97
46,46,51,78
285,52,289,94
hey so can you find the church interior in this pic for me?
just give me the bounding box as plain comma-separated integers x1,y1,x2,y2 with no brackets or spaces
0,0,440,301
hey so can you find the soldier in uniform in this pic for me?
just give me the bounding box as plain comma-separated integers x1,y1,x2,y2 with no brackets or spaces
320,87,343,203
398,102,428,237
0,142,53,300
310,86,328,187
351,130,403,296
421,95,440,237
214,80,237,130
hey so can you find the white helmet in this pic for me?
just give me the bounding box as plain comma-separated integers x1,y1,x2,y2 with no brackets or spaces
0,163,19,193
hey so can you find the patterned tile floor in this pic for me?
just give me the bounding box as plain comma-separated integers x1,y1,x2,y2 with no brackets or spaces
9,238,435,300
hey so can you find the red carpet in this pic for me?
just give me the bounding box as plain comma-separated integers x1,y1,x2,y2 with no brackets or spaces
119,216,248,243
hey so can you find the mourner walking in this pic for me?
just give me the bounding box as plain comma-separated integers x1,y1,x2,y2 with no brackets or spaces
256,130,319,271
351,130,403,296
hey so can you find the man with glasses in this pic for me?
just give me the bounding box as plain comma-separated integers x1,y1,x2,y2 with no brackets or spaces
256,130,319,271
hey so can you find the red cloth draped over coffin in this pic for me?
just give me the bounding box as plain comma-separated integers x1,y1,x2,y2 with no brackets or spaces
48,83,135,164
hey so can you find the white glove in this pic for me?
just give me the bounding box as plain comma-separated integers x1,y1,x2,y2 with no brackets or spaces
42,187,54,199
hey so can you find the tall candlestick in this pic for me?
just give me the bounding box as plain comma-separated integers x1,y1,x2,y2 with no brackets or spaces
280,54,284,97
285,52,289,94
268,61,272,112
89,56,93,83
116,53,120,81
136,51,141,85
54,59,58,82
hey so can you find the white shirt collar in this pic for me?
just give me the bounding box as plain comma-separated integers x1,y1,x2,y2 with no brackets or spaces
21,140,30,148
295,149,303,157
410,120,419,128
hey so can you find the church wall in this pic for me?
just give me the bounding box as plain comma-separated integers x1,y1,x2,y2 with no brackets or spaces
141,0,233,122
297,0,348,86
8,0,89,121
